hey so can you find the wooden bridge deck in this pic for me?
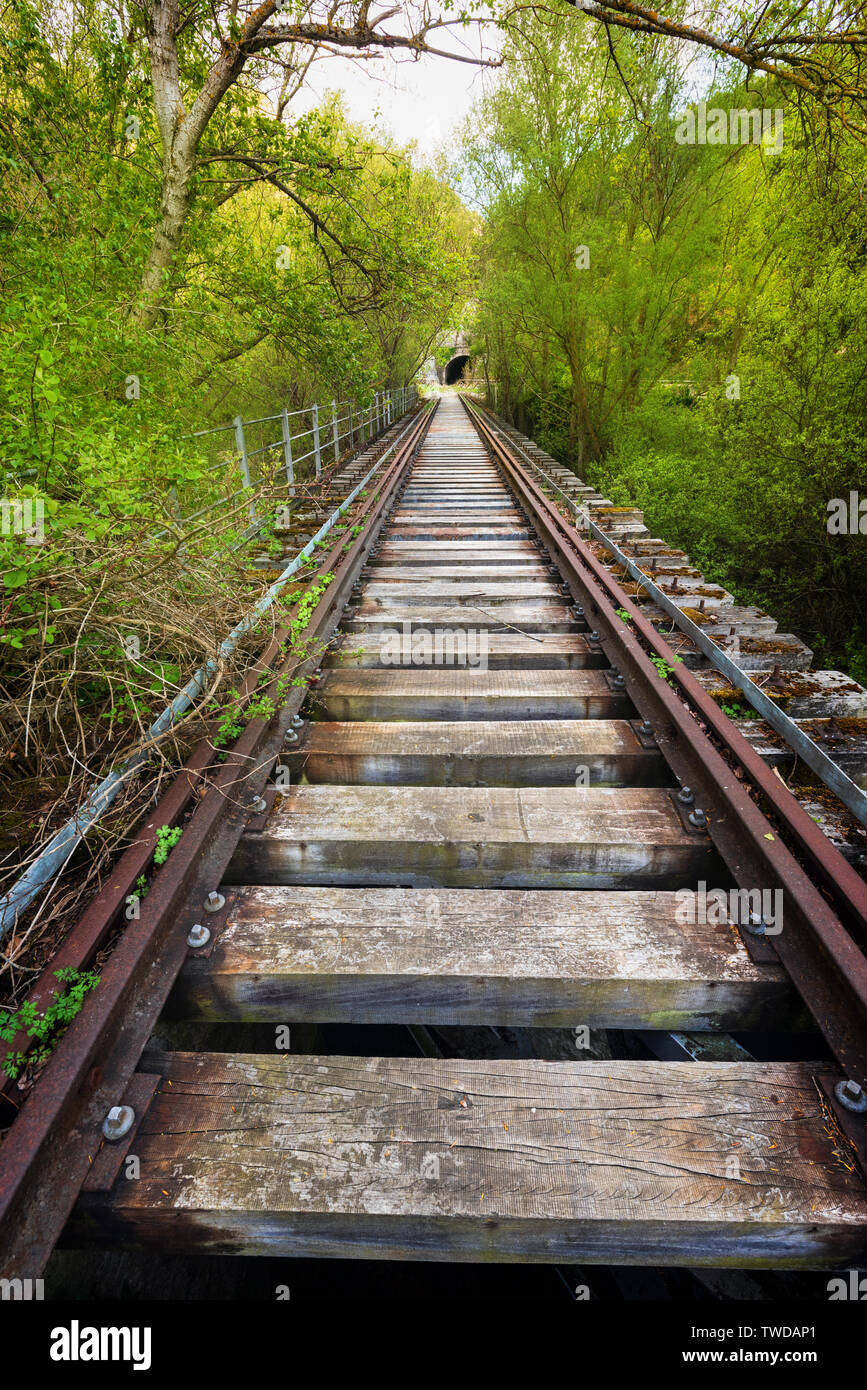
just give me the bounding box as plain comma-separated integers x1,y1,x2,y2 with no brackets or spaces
73,394,867,1268
73,1053,867,1267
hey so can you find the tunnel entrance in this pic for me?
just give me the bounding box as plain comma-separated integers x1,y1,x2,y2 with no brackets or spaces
444,353,470,385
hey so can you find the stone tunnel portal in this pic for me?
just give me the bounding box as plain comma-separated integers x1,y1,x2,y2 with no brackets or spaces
444,354,470,385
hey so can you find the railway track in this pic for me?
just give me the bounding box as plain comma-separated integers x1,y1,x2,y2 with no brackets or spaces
2,392,867,1291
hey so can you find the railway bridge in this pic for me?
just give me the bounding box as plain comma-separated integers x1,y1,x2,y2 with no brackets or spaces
2,391,867,1296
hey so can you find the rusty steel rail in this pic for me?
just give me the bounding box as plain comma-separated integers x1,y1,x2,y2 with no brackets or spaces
462,396,867,1129
0,400,437,1279
0,406,426,942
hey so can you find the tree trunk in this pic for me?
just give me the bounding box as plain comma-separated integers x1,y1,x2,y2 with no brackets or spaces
132,0,243,328
566,321,602,462
131,142,195,329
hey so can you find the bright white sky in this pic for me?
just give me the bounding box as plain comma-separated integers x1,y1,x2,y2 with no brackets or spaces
288,15,718,171
291,22,502,159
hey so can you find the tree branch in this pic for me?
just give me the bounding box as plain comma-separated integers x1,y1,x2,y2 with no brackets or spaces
540,0,867,136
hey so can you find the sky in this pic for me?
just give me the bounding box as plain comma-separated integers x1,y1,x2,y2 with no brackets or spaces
291,21,502,160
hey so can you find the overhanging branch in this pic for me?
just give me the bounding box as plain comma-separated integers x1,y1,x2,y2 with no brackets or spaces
540,0,867,137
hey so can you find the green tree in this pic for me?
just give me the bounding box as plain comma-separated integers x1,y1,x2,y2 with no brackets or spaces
465,12,756,461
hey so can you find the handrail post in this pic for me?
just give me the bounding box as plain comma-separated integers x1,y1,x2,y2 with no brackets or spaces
280,407,294,496
331,398,339,463
312,402,321,478
234,415,257,523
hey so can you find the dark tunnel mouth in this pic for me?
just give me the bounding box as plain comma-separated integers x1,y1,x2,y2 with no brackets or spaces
444,354,470,385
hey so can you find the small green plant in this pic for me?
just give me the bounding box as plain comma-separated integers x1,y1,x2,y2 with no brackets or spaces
650,654,683,682
615,607,631,623
721,701,758,721
153,824,183,864
212,574,335,748
0,967,101,1079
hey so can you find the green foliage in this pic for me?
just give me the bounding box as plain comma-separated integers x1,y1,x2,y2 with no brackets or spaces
0,967,100,1079
649,655,683,683
212,572,333,747
463,15,734,465
153,825,183,865
0,2,472,801
466,9,867,682
721,702,758,721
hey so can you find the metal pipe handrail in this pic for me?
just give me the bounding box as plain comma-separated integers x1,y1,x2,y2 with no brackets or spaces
0,396,426,939
179,389,410,444
476,402,867,828
172,385,416,532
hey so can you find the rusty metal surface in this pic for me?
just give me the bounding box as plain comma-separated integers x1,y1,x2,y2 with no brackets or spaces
0,420,411,1099
470,402,867,937
463,396,867,1110
0,419,423,1094
80,1073,162,1193
816,1073,867,1180
0,402,435,1278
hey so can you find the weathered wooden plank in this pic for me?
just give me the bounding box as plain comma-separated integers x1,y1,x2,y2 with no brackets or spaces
642,583,735,609
392,512,523,523
362,581,560,605
365,565,553,581
376,539,528,546
170,885,796,1029
315,670,627,719
385,525,532,539
292,719,664,785
401,498,509,507
664,608,779,638
692,667,867,717
740,718,867,784
326,632,604,670
68,1053,867,1267
375,548,539,569
226,785,715,888
348,603,580,634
